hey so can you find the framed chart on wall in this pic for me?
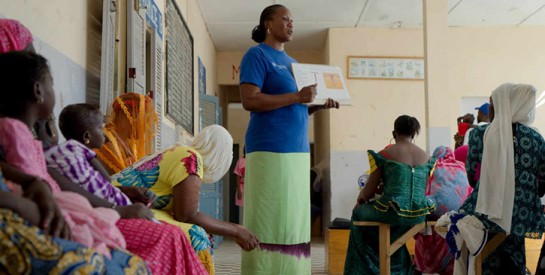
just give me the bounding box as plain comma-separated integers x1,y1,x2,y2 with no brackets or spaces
165,0,194,134
347,56,425,80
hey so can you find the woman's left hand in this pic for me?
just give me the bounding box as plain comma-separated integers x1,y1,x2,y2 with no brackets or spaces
116,203,155,220
356,189,368,207
119,186,156,206
323,98,340,109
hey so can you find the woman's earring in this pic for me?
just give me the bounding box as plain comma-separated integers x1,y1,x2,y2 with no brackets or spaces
85,139,90,145
267,28,271,34
38,97,44,104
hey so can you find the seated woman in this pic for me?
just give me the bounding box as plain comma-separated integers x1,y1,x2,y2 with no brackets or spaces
414,145,471,275
58,100,259,273
0,165,150,274
450,83,545,275
344,115,435,275
0,50,148,273
0,51,128,252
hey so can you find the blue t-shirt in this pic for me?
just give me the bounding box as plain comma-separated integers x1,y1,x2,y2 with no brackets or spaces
240,43,309,153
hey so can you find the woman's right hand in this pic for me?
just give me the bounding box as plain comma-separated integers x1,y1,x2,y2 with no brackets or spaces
116,203,155,220
233,224,260,251
24,179,71,240
118,186,156,206
296,84,317,104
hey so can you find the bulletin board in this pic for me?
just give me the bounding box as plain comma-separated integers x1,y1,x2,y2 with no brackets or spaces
347,56,425,81
165,0,194,134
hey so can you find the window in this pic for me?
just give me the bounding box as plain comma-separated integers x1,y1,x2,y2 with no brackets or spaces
165,0,194,134
99,0,118,114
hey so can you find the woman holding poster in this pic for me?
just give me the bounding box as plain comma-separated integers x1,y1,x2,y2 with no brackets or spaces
238,4,339,275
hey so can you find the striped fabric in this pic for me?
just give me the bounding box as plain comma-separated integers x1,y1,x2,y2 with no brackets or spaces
45,139,131,206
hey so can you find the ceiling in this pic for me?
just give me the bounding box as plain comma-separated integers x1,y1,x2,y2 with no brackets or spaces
196,0,545,51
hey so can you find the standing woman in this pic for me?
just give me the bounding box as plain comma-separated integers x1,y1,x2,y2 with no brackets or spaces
239,4,339,275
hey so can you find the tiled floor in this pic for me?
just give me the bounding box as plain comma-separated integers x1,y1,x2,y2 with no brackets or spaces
214,238,328,275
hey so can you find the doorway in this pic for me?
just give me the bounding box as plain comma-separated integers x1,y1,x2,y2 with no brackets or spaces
228,144,240,224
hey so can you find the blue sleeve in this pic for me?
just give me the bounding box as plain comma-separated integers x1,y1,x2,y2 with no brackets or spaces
240,48,267,89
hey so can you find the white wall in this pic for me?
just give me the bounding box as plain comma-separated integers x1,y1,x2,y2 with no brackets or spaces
324,25,545,222
0,0,92,124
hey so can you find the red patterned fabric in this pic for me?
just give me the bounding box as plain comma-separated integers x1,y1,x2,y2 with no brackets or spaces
117,219,208,275
181,150,199,175
414,231,453,275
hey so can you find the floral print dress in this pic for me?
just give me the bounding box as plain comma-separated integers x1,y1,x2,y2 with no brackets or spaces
113,145,215,274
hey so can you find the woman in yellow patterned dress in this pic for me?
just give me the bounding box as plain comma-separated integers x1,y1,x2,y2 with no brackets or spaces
95,93,259,274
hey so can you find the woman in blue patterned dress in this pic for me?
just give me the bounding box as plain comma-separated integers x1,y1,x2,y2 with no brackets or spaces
459,83,545,275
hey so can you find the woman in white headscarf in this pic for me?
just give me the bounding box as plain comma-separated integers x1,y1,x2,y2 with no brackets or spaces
101,98,260,274
119,124,259,256
459,83,545,275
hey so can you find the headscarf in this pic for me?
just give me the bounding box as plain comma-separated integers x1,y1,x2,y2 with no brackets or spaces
432,145,452,160
476,83,536,234
0,19,33,53
427,146,471,218
96,93,158,172
190,125,233,183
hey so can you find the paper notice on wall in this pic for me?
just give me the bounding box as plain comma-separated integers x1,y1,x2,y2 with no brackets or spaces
291,63,351,106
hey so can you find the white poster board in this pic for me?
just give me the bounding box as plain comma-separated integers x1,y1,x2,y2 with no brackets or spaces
291,63,352,106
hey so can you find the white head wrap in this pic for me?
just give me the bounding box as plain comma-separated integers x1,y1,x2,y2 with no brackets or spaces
191,125,233,184
476,83,536,234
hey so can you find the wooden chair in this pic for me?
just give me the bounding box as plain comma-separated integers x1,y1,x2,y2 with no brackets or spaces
352,221,431,275
353,221,507,275
434,225,507,275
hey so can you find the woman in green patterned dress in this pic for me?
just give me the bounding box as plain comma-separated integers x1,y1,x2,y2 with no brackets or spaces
344,115,435,275
459,83,545,275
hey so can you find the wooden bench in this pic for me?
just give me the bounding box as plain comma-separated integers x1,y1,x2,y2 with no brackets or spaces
352,221,431,275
